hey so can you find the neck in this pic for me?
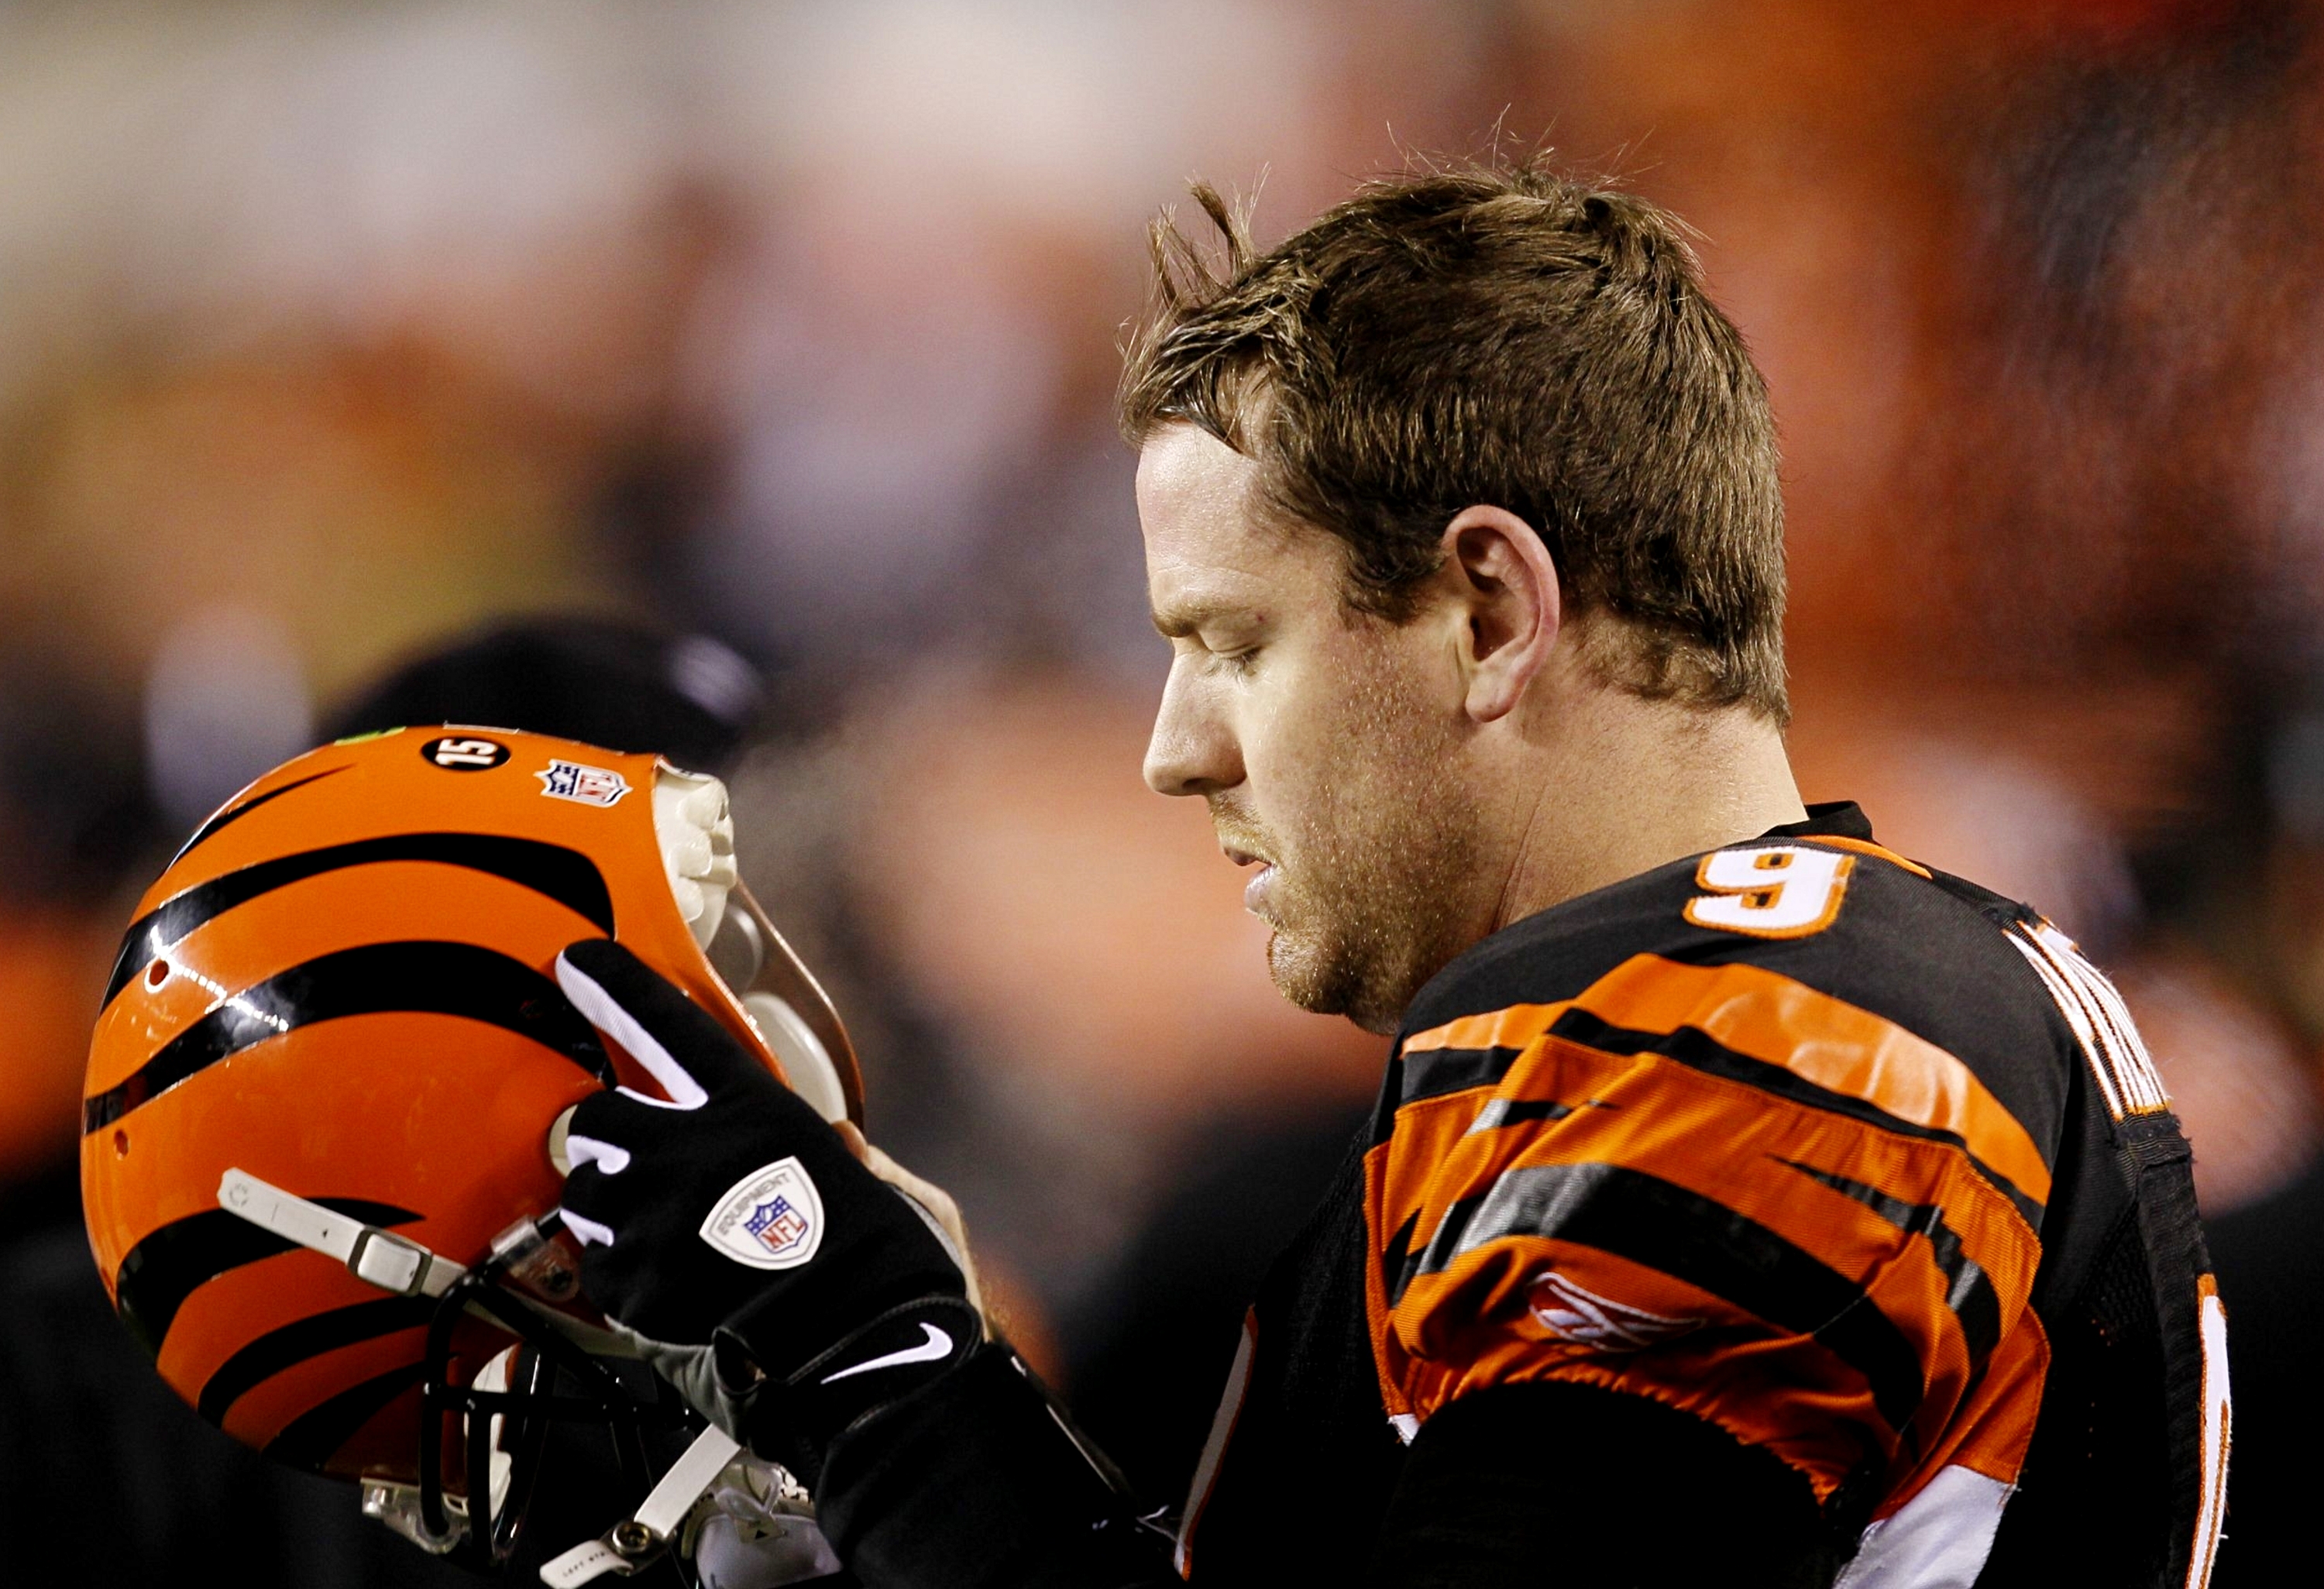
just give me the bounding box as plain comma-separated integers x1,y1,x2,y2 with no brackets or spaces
1483,686,1807,934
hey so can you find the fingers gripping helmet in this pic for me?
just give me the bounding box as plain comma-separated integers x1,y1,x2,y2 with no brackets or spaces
81,727,861,1572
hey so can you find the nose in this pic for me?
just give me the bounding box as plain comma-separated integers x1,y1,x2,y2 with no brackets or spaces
1144,661,1240,798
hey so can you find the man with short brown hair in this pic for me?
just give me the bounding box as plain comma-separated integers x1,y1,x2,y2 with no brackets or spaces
1122,166,1797,1041
557,160,2226,1587
1122,169,1787,717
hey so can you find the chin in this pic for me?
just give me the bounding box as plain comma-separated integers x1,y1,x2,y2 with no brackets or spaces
1266,930,1407,1037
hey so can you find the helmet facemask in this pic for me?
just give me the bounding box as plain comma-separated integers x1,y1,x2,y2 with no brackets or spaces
363,1216,699,1572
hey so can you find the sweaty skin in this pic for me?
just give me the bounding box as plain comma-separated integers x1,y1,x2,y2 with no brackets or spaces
1136,423,1808,1033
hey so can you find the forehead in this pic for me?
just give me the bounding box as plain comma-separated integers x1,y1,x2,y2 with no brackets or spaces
1135,425,1339,624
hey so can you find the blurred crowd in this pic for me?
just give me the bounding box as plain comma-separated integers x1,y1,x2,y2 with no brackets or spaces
2,0,2322,1577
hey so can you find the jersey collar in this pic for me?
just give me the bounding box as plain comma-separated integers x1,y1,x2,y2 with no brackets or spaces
1758,800,1875,844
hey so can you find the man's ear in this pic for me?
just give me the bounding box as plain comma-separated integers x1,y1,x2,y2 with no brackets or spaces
1442,505,1561,724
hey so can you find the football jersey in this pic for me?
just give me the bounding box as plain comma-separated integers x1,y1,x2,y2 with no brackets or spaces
1174,803,2227,1587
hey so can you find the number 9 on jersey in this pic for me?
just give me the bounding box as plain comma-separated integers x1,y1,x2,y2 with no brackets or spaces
1683,845,1854,939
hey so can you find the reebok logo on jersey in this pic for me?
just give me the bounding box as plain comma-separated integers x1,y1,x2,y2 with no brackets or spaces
699,1157,825,1270
1527,1268,1701,1351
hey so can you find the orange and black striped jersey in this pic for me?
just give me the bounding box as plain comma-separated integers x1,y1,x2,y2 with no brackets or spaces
1177,803,2227,1588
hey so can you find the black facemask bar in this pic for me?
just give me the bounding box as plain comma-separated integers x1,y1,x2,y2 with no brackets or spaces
413,1212,699,1574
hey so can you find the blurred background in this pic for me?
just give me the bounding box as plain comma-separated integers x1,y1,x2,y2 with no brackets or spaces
1,0,2319,1577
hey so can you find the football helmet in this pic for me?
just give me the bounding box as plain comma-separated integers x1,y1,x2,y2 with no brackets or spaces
81,726,861,1577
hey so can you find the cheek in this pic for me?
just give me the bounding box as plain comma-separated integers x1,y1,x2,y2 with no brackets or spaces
1239,672,1372,834
1236,672,1325,782
1280,654,1449,823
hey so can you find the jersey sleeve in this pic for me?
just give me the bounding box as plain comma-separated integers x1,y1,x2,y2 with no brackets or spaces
1363,945,2053,1518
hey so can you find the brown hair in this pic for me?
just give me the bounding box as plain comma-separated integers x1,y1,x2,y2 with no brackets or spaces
1120,158,1789,721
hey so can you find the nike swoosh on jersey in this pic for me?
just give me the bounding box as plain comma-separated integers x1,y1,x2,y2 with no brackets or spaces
820,1322,954,1384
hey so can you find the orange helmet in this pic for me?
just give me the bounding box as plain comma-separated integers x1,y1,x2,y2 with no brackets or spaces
81,726,861,1570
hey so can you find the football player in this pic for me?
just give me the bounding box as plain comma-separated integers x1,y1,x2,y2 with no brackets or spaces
549,161,2227,1587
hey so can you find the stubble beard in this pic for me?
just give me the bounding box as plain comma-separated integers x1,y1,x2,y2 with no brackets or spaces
1226,711,1478,1037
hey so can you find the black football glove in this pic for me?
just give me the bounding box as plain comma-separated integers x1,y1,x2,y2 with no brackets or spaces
553,939,978,1464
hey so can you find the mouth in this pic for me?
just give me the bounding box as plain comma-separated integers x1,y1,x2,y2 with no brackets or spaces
1223,844,1280,917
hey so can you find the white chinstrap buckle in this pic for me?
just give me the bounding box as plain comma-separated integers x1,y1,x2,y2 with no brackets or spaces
347,1226,438,1295
215,1168,466,1298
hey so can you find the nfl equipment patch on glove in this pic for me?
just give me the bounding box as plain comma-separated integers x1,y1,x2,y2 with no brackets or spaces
554,939,976,1458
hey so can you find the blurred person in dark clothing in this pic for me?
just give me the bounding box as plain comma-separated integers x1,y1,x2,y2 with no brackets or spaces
0,616,765,1586
323,619,767,777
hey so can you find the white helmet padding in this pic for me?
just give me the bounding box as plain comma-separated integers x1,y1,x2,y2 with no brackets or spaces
651,766,852,1126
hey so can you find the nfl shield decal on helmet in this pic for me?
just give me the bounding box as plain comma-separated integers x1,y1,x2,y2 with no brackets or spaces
538,759,632,807
699,1157,825,1270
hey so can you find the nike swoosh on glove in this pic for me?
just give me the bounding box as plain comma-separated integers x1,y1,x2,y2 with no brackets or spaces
555,939,978,1465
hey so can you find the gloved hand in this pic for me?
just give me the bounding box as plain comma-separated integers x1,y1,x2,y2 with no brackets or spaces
554,939,980,1464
